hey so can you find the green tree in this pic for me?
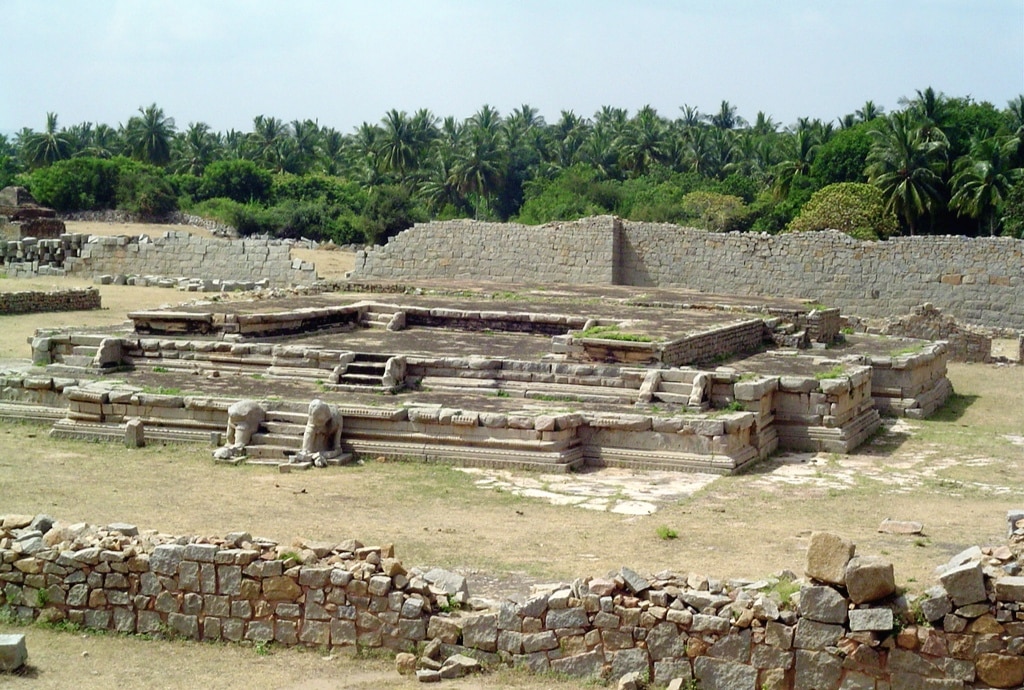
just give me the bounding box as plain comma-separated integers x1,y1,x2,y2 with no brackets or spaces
199,159,272,203
25,112,72,167
124,103,176,165
949,136,1023,236
23,156,120,211
681,190,751,232
1001,179,1024,238
787,182,898,240
865,112,947,235
811,122,874,186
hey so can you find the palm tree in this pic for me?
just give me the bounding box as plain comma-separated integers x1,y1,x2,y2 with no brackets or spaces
949,136,1024,236
290,119,320,174
317,127,347,176
171,122,219,175
124,103,175,165
771,129,819,199
707,100,745,130
865,112,948,235
26,112,72,167
377,109,417,177
617,105,667,176
855,100,884,123
450,126,505,218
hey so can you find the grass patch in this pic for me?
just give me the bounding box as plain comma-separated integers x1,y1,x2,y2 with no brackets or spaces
141,386,184,395
655,525,678,540
814,365,846,380
577,325,654,343
151,366,169,373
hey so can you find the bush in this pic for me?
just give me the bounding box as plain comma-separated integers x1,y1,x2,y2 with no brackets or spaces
22,157,120,211
360,185,427,245
680,191,753,232
516,165,615,224
199,160,272,203
116,168,178,217
787,182,898,240
271,174,367,211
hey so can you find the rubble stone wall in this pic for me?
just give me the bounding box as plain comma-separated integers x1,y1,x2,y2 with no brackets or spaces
2,515,1023,689
351,216,619,285
0,288,100,315
0,232,315,286
350,218,1024,330
620,223,1024,330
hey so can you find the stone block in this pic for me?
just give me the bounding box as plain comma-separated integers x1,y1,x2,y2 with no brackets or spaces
976,653,1024,688
0,634,27,672
938,561,986,607
848,607,894,632
793,619,843,650
805,532,854,585
798,585,848,624
694,656,757,690
994,576,1024,602
845,556,895,604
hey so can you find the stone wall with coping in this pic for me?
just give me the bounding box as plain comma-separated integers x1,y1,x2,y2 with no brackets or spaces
2,514,1023,689
0,288,100,315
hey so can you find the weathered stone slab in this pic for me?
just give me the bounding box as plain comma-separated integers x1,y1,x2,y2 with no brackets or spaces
805,531,854,585
0,634,28,672
845,556,895,604
938,562,986,607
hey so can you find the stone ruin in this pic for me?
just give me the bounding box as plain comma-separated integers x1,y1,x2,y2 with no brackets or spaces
0,186,65,240
0,291,958,475
2,511,1024,688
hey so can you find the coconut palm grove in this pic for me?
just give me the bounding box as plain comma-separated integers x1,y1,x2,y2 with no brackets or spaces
3,87,1024,245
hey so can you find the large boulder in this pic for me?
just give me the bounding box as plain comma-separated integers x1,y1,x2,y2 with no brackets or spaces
805,532,855,585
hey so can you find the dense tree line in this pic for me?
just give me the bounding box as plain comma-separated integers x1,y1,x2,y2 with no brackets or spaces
2,88,1023,244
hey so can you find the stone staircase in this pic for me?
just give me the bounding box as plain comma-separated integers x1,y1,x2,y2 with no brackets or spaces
243,409,307,464
326,353,397,392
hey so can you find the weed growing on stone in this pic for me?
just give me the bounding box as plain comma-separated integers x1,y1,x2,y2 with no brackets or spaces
152,366,169,373
253,640,271,656
761,576,800,608
34,588,49,608
493,389,510,398
142,385,184,395
0,604,18,625
577,325,654,342
814,365,846,380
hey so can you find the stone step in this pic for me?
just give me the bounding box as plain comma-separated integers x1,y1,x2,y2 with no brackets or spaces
252,432,303,449
337,374,384,386
243,444,299,460
262,420,306,435
345,363,386,376
353,352,392,363
71,346,99,357
58,355,95,368
264,410,308,424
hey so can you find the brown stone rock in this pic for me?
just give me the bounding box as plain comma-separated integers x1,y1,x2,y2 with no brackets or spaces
395,652,416,675
845,556,895,604
970,614,1005,635
805,532,855,585
976,653,1024,688
262,575,301,601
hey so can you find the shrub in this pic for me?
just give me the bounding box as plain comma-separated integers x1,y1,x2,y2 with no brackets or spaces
199,159,272,203
23,156,120,211
787,182,898,240
680,191,753,232
116,169,178,216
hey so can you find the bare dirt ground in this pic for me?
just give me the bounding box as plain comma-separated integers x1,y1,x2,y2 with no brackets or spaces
2,221,1023,688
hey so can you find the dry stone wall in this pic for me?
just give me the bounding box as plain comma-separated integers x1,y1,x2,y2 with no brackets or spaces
3,514,1024,689
0,288,100,315
349,218,1024,330
352,216,619,284
1,232,315,286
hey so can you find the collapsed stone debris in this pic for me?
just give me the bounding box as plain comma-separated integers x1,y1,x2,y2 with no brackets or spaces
2,513,1023,688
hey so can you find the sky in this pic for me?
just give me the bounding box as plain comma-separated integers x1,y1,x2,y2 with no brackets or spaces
2,0,1022,136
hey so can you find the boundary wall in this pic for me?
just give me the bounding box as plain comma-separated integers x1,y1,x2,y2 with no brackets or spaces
349,218,1024,330
0,232,316,286
2,515,1023,689
0,288,100,315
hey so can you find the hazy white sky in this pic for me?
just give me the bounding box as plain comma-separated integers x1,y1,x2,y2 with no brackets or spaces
2,0,1022,135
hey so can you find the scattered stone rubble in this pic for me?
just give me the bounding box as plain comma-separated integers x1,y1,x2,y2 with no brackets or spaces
2,512,1023,688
